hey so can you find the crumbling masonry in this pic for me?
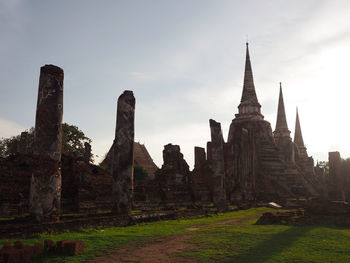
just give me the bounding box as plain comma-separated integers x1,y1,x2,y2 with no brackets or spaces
188,43,319,204
111,91,135,215
0,43,340,221
29,65,64,221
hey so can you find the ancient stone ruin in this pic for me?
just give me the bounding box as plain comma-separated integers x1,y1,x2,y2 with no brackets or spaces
83,142,91,164
211,43,318,203
209,120,226,208
132,43,324,208
0,43,349,234
111,90,135,215
156,144,192,205
18,132,29,155
328,151,344,200
29,65,64,222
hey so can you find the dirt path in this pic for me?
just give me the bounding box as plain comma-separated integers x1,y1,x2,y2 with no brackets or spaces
185,215,258,232
87,235,197,263
86,214,258,263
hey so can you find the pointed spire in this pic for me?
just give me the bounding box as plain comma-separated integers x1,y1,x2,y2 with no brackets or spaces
241,42,259,104
294,108,305,147
275,82,289,131
274,83,291,146
236,43,263,119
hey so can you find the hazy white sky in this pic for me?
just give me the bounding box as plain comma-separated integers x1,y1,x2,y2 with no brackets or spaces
1,0,350,167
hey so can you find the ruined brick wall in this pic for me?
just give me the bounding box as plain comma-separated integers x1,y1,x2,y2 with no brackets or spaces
0,155,32,216
156,144,192,205
230,126,257,201
341,159,350,202
134,179,162,205
61,155,113,213
0,154,113,217
328,152,344,201
189,147,213,203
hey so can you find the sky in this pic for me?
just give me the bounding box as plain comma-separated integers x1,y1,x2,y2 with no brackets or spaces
1,0,350,168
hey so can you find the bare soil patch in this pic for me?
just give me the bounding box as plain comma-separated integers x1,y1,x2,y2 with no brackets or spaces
87,235,197,263
212,216,252,226
184,214,258,232
185,227,200,231
87,214,259,262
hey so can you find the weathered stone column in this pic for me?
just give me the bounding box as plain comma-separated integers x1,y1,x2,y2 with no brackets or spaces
328,151,343,201
18,131,28,154
84,142,91,164
112,90,135,215
209,119,226,209
29,65,64,221
194,146,206,169
206,142,212,164
224,142,234,202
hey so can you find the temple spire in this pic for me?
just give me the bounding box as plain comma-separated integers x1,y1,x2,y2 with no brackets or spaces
275,82,289,132
294,108,305,147
241,42,259,103
237,43,263,119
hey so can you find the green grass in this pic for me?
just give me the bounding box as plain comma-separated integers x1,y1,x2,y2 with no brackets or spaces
180,210,350,263
0,209,248,262
0,217,14,221
1,208,350,262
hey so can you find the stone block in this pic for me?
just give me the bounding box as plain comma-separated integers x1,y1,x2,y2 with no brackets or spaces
62,241,85,256
44,239,56,251
56,240,69,252
0,247,24,263
23,245,34,260
13,242,23,250
32,243,43,258
2,243,11,249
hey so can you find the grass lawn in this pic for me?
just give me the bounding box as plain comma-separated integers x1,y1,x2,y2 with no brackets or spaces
1,207,350,262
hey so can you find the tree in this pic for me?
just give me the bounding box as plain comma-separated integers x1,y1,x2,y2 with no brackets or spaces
0,123,93,161
0,127,34,158
133,165,150,181
61,123,92,158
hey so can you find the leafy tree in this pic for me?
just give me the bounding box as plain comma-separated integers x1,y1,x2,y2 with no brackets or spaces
0,123,93,161
134,165,150,181
0,127,34,158
61,123,92,158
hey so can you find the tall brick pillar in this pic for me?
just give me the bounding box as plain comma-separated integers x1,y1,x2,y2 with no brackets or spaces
209,119,227,209
329,151,344,200
84,142,91,164
18,131,29,154
29,65,63,221
112,90,135,215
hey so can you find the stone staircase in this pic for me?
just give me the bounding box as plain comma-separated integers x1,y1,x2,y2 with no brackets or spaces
258,140,286,176
257,139,317,198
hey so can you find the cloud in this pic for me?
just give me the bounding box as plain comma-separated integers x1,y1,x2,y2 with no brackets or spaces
130,72,153,81
89,137,113,164
0,117,26,138
0,0,22,15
